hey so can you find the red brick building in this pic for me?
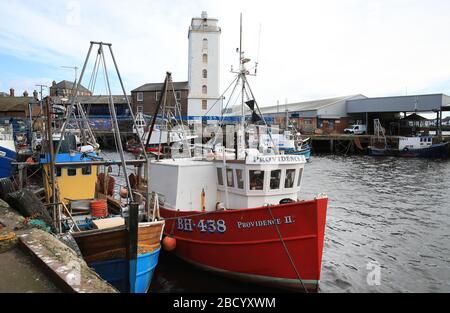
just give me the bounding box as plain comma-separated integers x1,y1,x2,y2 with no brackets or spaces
131,81,189,117
50,80,92,97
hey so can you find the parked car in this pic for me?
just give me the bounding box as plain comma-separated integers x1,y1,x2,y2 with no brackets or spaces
344,124,367,135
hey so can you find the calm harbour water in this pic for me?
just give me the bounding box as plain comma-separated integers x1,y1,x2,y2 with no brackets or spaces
112,152,450,293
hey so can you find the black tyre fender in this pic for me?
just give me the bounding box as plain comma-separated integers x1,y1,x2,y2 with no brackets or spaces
279,198,295,205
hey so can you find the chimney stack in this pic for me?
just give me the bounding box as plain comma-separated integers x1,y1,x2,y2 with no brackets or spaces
10,88,15,97
23,90,29,97
33,90,39,100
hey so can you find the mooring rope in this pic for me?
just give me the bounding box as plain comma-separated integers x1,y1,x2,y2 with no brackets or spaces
267,206,309,293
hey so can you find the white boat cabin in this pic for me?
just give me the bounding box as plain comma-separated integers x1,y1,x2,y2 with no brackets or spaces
399,136,433,150
149,154,306,212
259,133,296,151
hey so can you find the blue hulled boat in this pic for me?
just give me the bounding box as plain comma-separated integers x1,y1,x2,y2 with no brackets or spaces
90,242,162,293
40,137,165,293
0,124,17,178
283,143,312,160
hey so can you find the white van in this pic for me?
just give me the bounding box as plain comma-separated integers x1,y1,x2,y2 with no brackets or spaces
344,124,367,135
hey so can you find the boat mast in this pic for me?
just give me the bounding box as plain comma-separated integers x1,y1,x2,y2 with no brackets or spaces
240,13,245,130
108,45,151,213
55,44,93,156
97,42,134,203
44,97,61,234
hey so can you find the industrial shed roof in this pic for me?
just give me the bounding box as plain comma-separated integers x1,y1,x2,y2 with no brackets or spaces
347,94,450,113
258,95,366,115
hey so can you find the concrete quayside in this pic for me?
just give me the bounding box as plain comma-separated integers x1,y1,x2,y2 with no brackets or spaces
0,199,117,293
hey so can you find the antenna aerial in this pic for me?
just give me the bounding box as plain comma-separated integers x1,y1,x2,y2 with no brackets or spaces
255,23,262,75
61,65,79,83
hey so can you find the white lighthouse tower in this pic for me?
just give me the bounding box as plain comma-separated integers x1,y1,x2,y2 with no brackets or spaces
187,11,221,121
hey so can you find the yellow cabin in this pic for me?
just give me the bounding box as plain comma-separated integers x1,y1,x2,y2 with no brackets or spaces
41,152,98,203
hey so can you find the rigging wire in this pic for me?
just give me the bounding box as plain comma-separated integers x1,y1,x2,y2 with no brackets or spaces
97,45,120,161
218,76,241,124
203,75,239,116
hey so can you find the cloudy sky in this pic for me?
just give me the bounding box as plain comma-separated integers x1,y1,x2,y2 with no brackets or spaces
1,0,450,110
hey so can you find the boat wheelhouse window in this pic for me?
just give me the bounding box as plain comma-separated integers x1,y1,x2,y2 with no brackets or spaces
217,168,223,186
249,170,264,191
285,169,296,189
82,166,92,175
236,169,244,189
226,169,234,187
297,168,303,187
56,167,62,177
67,168,77,176
270,170,281,190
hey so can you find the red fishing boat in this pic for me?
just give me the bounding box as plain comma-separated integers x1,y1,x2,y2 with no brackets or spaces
147,15,328,291
150,154,328,291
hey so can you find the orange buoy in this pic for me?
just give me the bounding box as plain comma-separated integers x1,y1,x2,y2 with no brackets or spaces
90,200,108,218
162,236,177,252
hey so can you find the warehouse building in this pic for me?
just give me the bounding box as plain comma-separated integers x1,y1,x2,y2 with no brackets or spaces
346,94,450,136
258,94,367,134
